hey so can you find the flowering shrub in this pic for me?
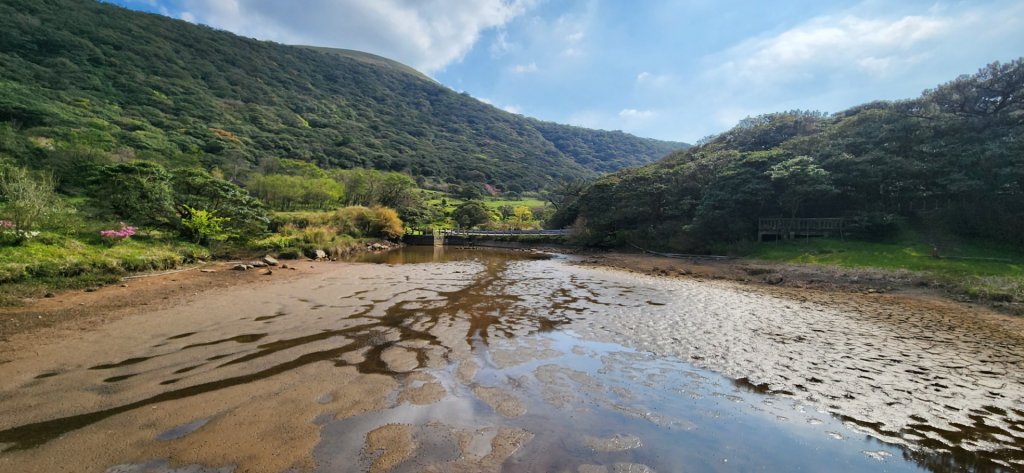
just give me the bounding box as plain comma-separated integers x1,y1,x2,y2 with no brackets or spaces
0,220,40,243
100,222,136,241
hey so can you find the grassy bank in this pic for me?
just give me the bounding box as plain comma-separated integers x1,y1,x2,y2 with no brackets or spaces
0,233,209,305
742,237,1024,304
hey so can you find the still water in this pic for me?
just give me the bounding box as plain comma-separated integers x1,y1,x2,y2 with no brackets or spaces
0,247,1020,472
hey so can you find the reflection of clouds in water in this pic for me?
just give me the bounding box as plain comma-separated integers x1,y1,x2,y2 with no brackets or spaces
517,259,1024,469
2,249,1020,472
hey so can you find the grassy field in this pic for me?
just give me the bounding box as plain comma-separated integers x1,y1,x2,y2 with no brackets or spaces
422,193,551,229
743,236,1024,303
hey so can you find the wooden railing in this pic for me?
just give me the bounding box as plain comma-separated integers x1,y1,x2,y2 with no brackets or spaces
758,218,844,241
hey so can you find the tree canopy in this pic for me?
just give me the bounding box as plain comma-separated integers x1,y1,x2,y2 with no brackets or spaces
560,58,1024,250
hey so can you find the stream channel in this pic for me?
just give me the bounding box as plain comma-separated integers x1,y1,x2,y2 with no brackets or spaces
0,247,1021,472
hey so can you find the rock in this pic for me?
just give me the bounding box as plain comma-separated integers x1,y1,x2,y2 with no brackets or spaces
261,255,278,266
314,249,327,260
250,261,268,268
120,284,128,288
262,269,272,276
44,292,55,298
765,275,784,285
280,264,289,269
232,264,248,271
84,287,98,293
200,269,216,273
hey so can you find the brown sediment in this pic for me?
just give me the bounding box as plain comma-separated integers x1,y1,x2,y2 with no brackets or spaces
2,247,1022,472
455,359,479,384
380,346,419,372
0,260,337,359
397,373,446,405
472,386,526,418
0,363,395,473
365,423,416,473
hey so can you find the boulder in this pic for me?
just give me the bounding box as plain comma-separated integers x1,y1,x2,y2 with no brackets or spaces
261,255,278,266
314,249,328,260
232,264,248,271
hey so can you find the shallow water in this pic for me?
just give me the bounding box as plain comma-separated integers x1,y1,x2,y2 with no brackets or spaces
0,247,1021,472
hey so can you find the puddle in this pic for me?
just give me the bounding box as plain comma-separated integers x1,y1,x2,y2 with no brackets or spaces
0,247,1021,472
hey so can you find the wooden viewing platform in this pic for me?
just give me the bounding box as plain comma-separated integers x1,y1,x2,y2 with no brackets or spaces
758,218,844,241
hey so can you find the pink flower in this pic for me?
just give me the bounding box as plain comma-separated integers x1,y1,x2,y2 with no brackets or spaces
101,222,136,240
0,220,13,229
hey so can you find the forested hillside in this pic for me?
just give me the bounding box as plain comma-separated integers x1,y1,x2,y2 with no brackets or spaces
556,59,1024,250
0,0,686,193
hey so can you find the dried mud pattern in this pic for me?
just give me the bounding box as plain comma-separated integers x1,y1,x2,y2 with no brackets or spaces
563,264,1024,467
472,386,526,417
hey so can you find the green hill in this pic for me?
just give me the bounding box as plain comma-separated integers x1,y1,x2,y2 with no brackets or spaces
0,0,687,192
559,58,1024,249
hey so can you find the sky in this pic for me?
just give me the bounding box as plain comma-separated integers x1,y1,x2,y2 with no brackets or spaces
108,0,1024,143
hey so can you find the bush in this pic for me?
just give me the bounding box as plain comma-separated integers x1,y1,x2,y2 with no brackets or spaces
844,212,900,241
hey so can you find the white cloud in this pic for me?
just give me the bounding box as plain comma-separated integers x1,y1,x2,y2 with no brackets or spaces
177,0,539,73
619,108,657,119
511,62,538,73
502,104,522,114
707,12,953,87
635,71,672,87
179,11,196,22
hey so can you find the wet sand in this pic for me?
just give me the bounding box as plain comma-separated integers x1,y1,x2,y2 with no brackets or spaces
0,247,1022,472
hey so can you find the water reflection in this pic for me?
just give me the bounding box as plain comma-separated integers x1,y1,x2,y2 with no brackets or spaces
0,247,1019,472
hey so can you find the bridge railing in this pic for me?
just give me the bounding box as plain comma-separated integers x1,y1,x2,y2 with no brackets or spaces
442,229,570,237
757,218,844,241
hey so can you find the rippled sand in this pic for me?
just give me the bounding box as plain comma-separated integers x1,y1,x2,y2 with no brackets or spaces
0,248,1021,472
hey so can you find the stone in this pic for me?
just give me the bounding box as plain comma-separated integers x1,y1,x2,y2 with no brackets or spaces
261,255,278,266
232,264,248,271
765,274,784,285
314,249,328,260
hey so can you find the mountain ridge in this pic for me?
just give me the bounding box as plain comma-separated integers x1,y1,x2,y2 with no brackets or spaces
0,0,688,192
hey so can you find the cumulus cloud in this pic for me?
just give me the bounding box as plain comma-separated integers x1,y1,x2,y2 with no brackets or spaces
176,0,538,73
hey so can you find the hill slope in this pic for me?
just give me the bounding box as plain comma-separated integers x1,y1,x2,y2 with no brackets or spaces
558,59,1024,248
0,0,687,191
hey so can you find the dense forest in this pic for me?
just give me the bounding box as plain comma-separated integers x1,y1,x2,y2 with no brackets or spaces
0,0,686,194
554,59,1024,250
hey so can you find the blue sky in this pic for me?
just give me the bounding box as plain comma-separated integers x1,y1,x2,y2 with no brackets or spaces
108,0,1024,143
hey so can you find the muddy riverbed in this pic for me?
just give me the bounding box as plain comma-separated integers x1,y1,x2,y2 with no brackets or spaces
0,247,1021,472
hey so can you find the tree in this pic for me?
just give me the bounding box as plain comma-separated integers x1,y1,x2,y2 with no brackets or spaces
171,168,268,239
0,161,60,242
91,161,175,226
511,205,533,229
766,156,834,219
180,206,230,244
452,200,492,229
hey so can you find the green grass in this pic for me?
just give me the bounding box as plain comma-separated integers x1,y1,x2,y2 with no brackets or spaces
0,233,209,305
742,236,1024,304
